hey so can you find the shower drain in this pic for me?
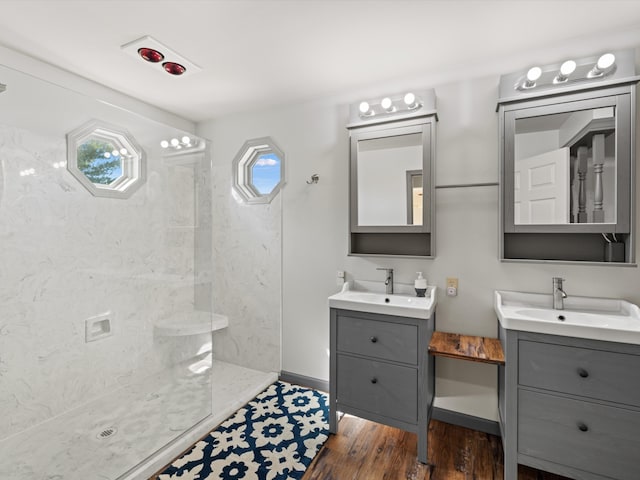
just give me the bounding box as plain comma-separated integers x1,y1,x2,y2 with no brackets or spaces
96,426,117,439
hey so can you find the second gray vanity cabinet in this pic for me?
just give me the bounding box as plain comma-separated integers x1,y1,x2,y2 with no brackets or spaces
499,328,640,480
329,308,434,464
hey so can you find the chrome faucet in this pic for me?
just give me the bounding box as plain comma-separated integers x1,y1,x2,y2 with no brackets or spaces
552,277,568,310
377,268,394,294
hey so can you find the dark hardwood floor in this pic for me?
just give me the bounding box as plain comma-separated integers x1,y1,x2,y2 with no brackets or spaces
303,415,572,480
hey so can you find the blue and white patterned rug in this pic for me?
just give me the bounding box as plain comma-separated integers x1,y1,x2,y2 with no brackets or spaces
157,381,329,480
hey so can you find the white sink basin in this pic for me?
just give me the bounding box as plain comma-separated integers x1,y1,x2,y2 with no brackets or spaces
495,290,640,344
328,282,437,319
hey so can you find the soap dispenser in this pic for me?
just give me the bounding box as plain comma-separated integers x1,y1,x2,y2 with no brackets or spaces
414,272,427,297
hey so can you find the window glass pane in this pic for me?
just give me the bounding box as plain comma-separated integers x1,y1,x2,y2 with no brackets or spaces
251,153,281,194
77,138,123,185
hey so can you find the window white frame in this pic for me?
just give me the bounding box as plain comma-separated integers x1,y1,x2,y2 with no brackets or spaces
66,120,146,199
232,137,285,204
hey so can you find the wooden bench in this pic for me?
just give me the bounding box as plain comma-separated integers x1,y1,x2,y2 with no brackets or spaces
428,331,505,365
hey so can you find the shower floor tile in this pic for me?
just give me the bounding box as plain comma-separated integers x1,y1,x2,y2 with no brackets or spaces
0,361,276,480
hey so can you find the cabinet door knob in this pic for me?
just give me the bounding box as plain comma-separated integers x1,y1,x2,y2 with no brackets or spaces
370,336,378,343
370,378,378,384
577,368,589,378
577,422,589,432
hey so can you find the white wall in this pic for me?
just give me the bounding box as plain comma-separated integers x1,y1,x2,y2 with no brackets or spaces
198,47,640,421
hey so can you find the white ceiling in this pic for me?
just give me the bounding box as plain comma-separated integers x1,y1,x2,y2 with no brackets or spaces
1,1,640,122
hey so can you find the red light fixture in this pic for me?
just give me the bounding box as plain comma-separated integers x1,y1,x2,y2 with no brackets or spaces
163,61,186,76
137,47,164,63
123,36,200,77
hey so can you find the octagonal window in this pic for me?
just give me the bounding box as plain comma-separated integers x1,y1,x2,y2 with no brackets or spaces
67,120,146,198
232,137,285,204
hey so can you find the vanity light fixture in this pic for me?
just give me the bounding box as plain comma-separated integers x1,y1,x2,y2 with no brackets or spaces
355,91,427,120
554,60,577,83
513,51,625,93
589,53,616,78
160,135,199,151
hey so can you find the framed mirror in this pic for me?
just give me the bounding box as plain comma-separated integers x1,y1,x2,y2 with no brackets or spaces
348,115,436,257
503,91,631,234
353,126,427,228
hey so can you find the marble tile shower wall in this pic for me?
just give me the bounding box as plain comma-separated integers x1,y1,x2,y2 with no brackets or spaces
210,144,281,374
0,123,201,441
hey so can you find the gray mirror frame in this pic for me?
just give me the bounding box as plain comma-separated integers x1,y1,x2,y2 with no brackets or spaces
232,137,285,205
66,119,146,199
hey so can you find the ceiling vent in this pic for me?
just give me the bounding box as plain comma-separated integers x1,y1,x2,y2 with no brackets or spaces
121,35,202,77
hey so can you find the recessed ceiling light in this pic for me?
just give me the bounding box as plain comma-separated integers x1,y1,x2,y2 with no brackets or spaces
138,47,164,63
163,62,186,76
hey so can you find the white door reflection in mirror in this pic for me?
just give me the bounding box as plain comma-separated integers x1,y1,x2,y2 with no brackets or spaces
514,148,570,224
514,108,616,224
357,132,422,226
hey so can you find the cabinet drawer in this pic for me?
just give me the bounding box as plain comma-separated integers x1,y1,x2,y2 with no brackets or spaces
337,354,417,424
519,389,640,480
519,340,640,407
337,315,417,364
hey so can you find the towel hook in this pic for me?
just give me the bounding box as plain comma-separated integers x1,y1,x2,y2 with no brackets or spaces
306,174,319,185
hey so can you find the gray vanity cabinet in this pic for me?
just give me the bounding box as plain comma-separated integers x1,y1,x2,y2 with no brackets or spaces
329,308,435,463
499,326,640,480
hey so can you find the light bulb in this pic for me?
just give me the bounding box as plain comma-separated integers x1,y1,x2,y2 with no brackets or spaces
111,150,119,157
104,152,111,158
160,140,169,148
526,67,542,82
403,92,420,110
359,101,370,114
404,92,415,106
120,148,128,155
381,97,395,112
597,53,615,70
560,60,576,76
181,136,191,145
170,138,180,147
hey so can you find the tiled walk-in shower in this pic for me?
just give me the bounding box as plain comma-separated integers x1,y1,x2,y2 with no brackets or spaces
0,62,276,479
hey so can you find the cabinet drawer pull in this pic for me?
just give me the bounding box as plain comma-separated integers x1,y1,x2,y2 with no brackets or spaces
370,377,378,384
577,368,589,378
370,336,378,343
577,422,589,432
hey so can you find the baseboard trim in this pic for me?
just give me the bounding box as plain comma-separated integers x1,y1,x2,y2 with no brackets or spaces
431,407,501,436
279,371,329,392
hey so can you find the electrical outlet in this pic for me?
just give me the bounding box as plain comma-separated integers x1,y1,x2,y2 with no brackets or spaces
446,277,458,297
336,270,345,286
